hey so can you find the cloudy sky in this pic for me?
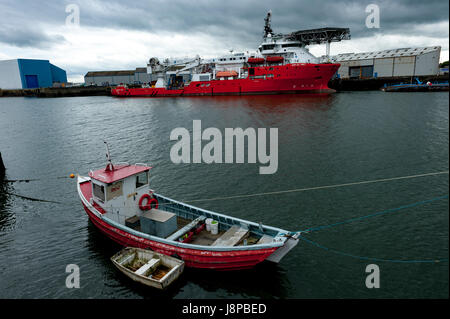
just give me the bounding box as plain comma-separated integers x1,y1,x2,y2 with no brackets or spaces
0,0,448,82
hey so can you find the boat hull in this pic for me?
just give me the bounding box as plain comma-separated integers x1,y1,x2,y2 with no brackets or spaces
83,203,278,270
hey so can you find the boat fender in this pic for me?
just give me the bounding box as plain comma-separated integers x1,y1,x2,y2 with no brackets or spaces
138,194,159,211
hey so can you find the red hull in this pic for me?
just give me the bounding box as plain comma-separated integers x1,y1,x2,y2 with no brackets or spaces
111,63,339,97
79,181,278,270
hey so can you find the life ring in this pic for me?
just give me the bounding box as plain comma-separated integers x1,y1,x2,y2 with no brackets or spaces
138,194,158,211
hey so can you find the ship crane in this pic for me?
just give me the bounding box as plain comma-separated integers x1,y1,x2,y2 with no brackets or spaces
175,55,202,75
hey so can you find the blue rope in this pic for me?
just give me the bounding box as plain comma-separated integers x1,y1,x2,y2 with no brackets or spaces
299,236,449,264
292,194,449,234
282,194,449,264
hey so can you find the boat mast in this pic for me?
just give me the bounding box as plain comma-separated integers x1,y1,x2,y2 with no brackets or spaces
104,141,114,171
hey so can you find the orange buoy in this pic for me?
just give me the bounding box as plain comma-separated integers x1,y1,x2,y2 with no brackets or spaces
138,194,158,211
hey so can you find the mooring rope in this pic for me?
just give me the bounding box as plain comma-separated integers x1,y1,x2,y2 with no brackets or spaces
280,194,449,264
4,191,62,204
297,194,449,234
4,176,70,183
298,236,449,264
181,170,449,203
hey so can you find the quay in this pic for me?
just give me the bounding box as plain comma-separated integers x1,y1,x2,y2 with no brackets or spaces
0,86,112,98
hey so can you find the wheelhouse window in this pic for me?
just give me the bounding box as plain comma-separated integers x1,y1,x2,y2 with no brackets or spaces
93,183,105,203
262,44,275,50
282,43,301,48
136,172,148,188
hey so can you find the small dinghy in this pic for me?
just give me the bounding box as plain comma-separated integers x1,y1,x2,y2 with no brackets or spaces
111,247,184,289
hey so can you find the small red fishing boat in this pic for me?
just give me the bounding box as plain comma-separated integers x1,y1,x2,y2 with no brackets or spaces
77,145,299,270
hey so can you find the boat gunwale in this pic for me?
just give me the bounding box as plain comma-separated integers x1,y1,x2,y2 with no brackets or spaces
77,176,286,252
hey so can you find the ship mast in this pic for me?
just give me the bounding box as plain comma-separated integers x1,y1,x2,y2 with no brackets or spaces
264,10,273,38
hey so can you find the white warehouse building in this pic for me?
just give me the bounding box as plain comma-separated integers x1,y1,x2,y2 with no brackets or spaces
327,46,441,79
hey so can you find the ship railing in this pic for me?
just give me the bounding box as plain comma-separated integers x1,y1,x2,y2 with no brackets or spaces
115,162,130,167
135,162,149,167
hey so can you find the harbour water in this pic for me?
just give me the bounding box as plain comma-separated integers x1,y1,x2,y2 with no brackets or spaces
0,92,448,298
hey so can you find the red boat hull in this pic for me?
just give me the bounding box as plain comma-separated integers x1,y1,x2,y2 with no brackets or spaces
111,63,339,97
79,181,278,270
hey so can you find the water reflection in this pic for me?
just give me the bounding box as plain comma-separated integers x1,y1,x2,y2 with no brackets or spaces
0,174,15,233
185,93,336,113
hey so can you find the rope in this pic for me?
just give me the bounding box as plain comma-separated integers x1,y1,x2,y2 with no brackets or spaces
284,194,449,264
5,191,62,204
181,170,449,203
297,194,449,233
299,236,449,263
4,170,448,205
4,176,70,183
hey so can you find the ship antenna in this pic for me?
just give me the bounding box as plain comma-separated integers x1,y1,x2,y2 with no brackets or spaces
104,141,114,171
264,10,273,38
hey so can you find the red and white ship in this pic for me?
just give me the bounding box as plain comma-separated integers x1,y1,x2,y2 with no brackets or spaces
111,12,350,97
77,145,300,270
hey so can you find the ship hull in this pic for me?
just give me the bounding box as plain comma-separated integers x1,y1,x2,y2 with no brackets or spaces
111,63,339,97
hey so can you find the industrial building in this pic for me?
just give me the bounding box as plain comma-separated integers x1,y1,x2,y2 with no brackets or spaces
328,46,441,79
84,68,151,86
0,59,67,89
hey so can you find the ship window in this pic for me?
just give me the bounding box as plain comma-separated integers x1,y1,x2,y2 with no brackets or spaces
249,68,255,76
93,183,105,203
262,44,275,50
136,172,148,188
106,181,123,201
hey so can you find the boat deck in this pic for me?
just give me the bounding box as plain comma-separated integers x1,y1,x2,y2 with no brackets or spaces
127,215,227,246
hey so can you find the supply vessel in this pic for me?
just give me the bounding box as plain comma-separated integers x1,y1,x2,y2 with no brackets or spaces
111,12,350,97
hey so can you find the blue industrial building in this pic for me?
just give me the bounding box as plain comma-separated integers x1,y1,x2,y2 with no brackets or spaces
0,59,67,89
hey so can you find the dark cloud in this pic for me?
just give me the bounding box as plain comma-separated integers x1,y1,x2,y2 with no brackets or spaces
0,0,447,49
0,26,66,49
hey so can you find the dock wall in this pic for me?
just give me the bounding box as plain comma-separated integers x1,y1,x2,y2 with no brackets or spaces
0,75,448,97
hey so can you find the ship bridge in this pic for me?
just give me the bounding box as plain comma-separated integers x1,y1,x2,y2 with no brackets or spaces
262,11,351,61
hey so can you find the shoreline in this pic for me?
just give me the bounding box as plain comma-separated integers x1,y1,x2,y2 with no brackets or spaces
0,75,447,98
